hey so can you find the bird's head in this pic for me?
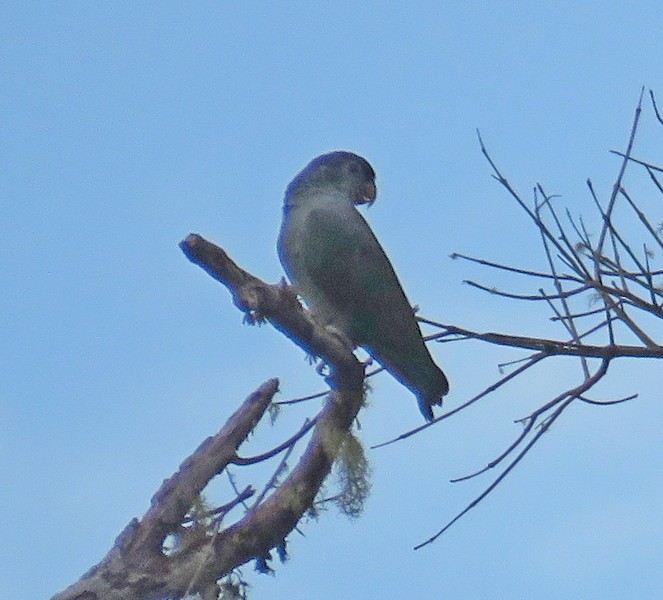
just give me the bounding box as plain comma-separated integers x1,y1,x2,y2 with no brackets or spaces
285,151,377,207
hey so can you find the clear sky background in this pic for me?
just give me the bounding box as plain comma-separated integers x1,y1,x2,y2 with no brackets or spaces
2,3,662,599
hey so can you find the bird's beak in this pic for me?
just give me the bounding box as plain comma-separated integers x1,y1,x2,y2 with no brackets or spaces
357,180,377,207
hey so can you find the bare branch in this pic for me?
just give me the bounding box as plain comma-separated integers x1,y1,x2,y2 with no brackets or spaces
416,360,611,549
187,486,256,523
233,417,318,466
650,88,663,125
596,86,645,254
618,187,663,251
53,235,366,600
477,129,590,278
464,279,590,301
450,252,580,282
53,379,279,600
427,323,662,358
608,151,663,173
371,354,546,450
413,93,661,548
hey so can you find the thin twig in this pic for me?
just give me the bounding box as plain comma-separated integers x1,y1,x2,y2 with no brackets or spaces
650,88,663,125
416,360,611,549
233,417,318,466
450,252,580,282
596,86,645,254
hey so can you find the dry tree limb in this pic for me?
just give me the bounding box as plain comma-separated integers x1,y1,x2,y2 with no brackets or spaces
52,234,365,600
52,380,277,600
423,322,663,359
409,89,662,547
373,90,662,549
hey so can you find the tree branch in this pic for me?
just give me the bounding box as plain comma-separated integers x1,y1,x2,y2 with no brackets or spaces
426,323,663,358
53,235,365,600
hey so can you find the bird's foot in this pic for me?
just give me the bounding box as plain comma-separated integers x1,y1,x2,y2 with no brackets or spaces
278,277,305,310
323,324,354,353
315,361,331,377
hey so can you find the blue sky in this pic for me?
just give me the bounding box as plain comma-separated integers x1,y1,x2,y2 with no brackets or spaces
2,3,662,599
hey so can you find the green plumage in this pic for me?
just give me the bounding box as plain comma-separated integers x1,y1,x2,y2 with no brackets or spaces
277,151,449,420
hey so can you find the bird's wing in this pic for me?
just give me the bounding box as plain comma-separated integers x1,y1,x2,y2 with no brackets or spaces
301,202,417,347
280,195,449,420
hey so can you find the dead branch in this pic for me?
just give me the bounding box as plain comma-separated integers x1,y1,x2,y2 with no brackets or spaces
52,235,365,600
425,323,663,359
407,88,662,547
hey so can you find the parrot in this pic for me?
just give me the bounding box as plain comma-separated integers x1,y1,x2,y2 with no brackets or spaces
277,151,449,421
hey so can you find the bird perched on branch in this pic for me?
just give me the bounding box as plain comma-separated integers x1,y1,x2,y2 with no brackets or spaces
277,151,449,421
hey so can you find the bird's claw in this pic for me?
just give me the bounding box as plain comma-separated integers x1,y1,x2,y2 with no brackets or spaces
316,361,331,377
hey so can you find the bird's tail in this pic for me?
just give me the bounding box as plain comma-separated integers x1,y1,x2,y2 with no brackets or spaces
416,395,434,422
368,340,449,421
416,370,448,422
382,355,449,421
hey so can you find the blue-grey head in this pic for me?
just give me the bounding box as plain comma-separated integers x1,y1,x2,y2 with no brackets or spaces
285,151,377,208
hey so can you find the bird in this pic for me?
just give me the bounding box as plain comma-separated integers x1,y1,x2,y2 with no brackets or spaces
277,151,449,421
